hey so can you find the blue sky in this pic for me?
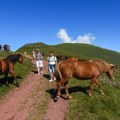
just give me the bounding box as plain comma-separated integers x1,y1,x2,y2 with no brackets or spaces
0,0,120,52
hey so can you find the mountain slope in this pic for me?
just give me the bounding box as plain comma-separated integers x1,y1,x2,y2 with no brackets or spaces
17,42,120,65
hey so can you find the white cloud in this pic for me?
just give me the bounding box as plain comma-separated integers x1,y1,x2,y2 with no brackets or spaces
57,29,96,44
57,29,72,43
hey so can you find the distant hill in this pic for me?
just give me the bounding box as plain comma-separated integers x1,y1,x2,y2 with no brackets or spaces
17,42,120,66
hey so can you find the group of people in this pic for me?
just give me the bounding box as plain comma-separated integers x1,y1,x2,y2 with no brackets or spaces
32,50,57,82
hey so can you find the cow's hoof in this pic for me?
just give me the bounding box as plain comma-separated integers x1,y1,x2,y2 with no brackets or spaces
16,84,20,87
67,95,72,99
89,93,92,97
102,92,105,95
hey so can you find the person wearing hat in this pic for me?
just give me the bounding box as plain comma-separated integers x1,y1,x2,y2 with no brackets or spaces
36,50,43,75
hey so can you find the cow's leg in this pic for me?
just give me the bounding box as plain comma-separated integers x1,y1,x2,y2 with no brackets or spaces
95,79,104,95
57,81,62,98
5,73,9,85
9,70,19,87
64,81,71,99
9,63,19,87
89,79,95,96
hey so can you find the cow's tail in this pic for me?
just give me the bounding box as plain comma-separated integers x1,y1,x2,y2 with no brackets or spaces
53,62,63,99
56,62,62,80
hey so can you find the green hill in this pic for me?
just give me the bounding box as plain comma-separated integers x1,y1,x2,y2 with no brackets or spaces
17,42,120,66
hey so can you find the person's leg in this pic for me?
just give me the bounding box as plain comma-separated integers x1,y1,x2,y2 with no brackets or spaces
40,67,43,73
48,65,53,82
50,72,53,80
40,61,43,74
38,67,40,75
37,61,40,75
49,65,55,80
52,65,56,80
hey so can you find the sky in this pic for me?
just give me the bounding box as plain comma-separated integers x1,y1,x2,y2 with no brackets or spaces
0,0,120,52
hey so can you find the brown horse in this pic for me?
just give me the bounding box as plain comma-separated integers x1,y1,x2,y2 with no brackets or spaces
54,59,116,99
0,54,23,87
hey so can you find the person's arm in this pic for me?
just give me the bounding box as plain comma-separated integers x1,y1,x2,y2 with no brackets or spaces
32,54,35,60
47,57,49,63
40,54,43,59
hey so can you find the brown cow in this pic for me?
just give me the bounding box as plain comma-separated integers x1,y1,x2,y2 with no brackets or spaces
0,54,23,86
54,59,116,99
56,55,71,62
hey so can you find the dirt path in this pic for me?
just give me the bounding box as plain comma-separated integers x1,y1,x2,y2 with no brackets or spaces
0,59,69,120
44,97,68,120
0,73,39,120
0,60,48,120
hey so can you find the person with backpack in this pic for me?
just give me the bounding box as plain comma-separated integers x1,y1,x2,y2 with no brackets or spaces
47,51,57,82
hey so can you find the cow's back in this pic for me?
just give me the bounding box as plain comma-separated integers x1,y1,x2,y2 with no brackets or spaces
73,61,100,79
57,60,101,80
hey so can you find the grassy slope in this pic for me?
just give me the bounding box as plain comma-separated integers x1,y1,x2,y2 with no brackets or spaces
0,51,32,98
17,43,120,120
17,42,120,64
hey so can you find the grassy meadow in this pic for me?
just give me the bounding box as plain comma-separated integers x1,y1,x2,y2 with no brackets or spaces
66,76,120,120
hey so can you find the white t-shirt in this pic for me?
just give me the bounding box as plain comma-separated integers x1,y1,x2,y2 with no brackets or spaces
47,56,57,65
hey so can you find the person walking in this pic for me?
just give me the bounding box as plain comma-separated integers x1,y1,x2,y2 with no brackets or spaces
47,51,57,82
36,50,43,75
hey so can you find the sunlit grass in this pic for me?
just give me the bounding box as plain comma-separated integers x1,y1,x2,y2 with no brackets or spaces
66,75,120,120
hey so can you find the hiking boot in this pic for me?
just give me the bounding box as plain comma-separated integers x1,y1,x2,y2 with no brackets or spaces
49,79,53,82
